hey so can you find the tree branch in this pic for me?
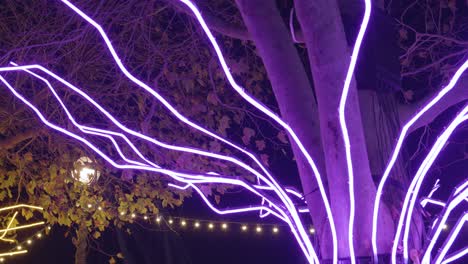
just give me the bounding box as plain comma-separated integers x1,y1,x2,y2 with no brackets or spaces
0,129,41,150
399,75,468,134
164,0,304,42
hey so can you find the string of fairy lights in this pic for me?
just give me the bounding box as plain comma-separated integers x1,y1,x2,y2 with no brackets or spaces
0,202,317,262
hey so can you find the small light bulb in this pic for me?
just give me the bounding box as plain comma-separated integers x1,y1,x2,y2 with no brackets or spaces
27,240,32,244
47,226,51,230
17,246,22,250
131,213,136,218
208,223,214,229
156,217,161,223
37,233,42,238
87,204,92,208
144,216,148,220
256,226,262,233
98,206,102,211
309,228,315,234
0,257,4,262
181,220,187,226
273,227,279,233
221,223,227,229
168,219,174,224
120,212,125,216
443,224,448,230
194,222,200,228
241,225,248,231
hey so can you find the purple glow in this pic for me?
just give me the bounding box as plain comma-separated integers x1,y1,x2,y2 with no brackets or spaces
337,0,371,261
374,58,468,262
434,213,468,264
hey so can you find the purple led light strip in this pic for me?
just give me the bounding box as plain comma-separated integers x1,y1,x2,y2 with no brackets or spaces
0,70,317,262
441,246,468,264
58,1,316,259
338,0,371,262
396,109,468,263
433,212,468,264
373,58,468,261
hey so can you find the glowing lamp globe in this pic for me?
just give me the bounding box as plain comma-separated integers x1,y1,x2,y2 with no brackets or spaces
72,156,100,185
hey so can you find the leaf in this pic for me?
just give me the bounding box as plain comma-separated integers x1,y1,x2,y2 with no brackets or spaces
218,116,230,136
116,253,124,259
214,195,221,204
260,154,269,167
255,140,266,151
109,257,116,264
93,231,101,239
241,127,255,145
277,131,288,144
207,92,218,105
398,28,407,40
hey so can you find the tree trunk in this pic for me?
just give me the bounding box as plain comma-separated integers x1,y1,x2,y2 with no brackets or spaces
74,222,88,264
234,0,333,258
294,0,394,259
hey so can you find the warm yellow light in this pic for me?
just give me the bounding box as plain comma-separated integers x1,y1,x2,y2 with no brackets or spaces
256,226,262,233
273,227,279,233
241,225,248,231
131,213,136,218
168,219,174,224
27,240,32,245
120,212,125,216
144,216,148,220
87,204,92,208
221,223,227,229
181,220,187,226
47,226,51,230
0,221,44,233
208,223,214,229
37,233,42,238
0,250,27,257
156,217,161,223
16,246,22,251
0,257,4,262
98,206,102,211
0,212,18,243
309,228,315,234
0,204,43,212
194,222,200,228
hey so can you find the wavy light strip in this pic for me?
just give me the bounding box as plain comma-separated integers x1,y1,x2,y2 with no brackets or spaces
338,0,371,262
434,212,468,264
374,58,468,261
420,197,446,208
398,110,468,262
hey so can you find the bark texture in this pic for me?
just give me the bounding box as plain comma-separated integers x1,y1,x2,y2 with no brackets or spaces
294,0,394,258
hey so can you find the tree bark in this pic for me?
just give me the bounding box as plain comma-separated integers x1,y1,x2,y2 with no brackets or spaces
234,0,333,258
74,222,88,264
294,0,394,258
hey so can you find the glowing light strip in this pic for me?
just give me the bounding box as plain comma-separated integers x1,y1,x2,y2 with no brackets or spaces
0,250,27,257
0,222,45,233
59,1,319,260
399,111,468,262
0,204,43,212
0,212,17,243
441,246,468,264
374,58,468,261
338,0,371,262
420,197,446,208
421,186,468,263
433,213,468,264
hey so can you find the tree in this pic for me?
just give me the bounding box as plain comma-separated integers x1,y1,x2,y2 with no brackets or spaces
0,0,467,263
